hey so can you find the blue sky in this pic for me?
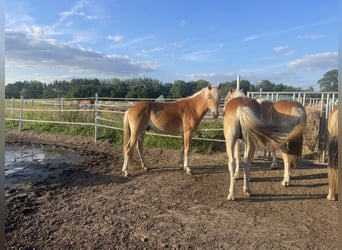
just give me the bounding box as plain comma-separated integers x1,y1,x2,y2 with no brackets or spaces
5,0,339,90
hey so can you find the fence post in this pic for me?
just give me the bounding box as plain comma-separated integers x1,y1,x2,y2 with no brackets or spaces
11,97,14,115
94,93,98,143
236,75,240,90
61,97,64,113
19,96,24,132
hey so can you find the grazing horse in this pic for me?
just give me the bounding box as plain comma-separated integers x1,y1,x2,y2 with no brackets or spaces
327,105,338,201
223,89,305,200
122,84,220,176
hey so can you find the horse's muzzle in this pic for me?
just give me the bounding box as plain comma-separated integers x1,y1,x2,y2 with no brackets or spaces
212,111,219,119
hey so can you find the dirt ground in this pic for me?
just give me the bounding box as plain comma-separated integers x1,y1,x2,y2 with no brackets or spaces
5,129,337,249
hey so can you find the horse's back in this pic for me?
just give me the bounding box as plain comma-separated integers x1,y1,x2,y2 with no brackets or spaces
271,100,306,126
225,97,260,115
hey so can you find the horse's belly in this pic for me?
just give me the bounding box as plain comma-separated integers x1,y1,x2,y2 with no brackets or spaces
148,120,182,134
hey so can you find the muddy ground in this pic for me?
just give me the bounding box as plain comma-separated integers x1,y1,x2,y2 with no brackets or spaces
5,129,337,249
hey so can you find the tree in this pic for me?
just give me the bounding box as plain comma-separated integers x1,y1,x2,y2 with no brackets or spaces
318,69,338,91
255,80,275,91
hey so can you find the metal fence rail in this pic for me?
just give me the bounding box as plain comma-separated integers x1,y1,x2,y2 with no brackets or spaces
6,92,337,163
5,95,225,144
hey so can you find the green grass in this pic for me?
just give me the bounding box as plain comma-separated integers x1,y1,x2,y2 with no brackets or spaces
5,103,224,154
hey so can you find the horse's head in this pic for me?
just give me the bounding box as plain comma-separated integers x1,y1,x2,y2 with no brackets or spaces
205,84,220,118
223,88,246,116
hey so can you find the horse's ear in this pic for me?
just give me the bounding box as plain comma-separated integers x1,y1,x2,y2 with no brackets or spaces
218,83,222,89
207,83,212,90
229,87,233,93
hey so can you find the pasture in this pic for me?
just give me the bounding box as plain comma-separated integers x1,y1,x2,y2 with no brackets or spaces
5,92,338,248
5,130,337,249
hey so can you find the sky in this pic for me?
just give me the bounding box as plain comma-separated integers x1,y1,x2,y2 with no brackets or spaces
5,0,339,90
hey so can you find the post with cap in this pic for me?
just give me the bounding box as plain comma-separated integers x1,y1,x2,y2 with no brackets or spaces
236,75,240,90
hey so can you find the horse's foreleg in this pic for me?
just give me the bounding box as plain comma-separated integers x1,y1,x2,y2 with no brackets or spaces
179,138,184,169
270,151,278,169
137,135,148,171
183,131,192,174
233,140,241,179
226,140,236,201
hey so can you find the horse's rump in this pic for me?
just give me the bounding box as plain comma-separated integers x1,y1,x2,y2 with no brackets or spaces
328,105,338,170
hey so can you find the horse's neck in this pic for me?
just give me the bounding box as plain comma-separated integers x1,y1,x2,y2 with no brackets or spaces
186,91,208,116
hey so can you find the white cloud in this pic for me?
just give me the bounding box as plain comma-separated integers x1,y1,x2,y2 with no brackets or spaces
273,45,288,52
108,35,124,42
187,72,234,84
5,30,158,77
296,34,324,40
287,52,338,70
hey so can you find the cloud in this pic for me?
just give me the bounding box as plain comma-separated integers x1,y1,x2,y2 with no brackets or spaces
108,35,124,42
296,34,324,40
242,19,336,42
186,72,234,84
287,52,338,70
273,45,288,52
5,30,158,77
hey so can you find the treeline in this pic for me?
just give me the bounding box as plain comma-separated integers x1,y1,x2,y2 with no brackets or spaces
5,77,309,99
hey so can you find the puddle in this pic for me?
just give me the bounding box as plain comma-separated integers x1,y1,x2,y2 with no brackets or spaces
5,143,84,184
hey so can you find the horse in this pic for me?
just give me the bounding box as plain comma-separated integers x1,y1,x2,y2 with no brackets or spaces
254,98,307,186
327,105,338,201
223,89,306,200
121,84,220,176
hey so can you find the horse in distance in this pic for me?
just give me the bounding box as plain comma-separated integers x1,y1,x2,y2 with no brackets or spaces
122,84,221,176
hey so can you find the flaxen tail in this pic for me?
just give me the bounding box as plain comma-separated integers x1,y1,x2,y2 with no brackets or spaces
237,106,305,151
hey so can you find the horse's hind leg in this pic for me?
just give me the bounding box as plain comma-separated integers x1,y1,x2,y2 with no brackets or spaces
242,137,254,197
122,135,138,176
281,152,290,187
136,134,148,171
233,140,241,179
226,138,236,201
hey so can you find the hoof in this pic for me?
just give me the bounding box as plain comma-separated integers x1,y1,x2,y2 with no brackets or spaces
244,190,250,197
327,194,336,201
122,170,129,177
282,181,289,187
227,193,235,201
185,169,192,175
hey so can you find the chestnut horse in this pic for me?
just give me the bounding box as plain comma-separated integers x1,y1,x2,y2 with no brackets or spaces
327,105,338,201
122,84,220,176
223,89,305,200
255,98,307,186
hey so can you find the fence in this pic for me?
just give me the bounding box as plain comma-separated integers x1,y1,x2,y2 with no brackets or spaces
5,94,226,144
5,91,338,163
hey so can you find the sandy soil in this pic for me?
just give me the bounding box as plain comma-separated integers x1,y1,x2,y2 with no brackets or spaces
5,129,337,249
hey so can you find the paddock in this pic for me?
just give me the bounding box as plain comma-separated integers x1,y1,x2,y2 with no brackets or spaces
4,130,338,249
